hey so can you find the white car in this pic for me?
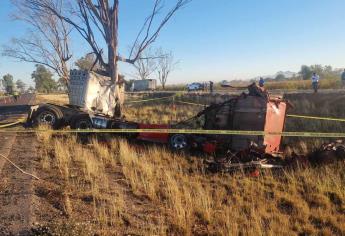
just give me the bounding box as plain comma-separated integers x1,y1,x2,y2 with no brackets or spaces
220,80,232,87
187,82,204,92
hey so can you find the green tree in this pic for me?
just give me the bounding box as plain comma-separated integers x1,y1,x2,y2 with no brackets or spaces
31,65,57,93
75,53,100,71
323,65,333,74
16,80,26,93
275,74,286,81
299,65,312,80
1,74,14,93
310,65,323,75
27,86,35,93
57,77,68,92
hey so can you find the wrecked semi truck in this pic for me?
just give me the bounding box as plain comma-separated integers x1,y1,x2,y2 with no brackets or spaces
27,70,288,155
27,70,125,129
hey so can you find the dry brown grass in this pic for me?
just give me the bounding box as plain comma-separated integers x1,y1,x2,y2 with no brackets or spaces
37,133,345,235
34,91,345,235
36,133,131,233
265,78,341,90
36,93,69,105
124,103,201,124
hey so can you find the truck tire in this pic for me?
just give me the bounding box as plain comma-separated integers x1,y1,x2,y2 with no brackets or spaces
169,134,190,152
70,114,93,130
32,105,63,129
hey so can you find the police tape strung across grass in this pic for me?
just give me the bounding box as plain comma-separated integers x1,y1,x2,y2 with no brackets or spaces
125,95,175,104
2,128,345,138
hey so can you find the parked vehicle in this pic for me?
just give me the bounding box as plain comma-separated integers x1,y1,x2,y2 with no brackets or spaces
131,79,157,91
187,82,204,92
220,80,232,87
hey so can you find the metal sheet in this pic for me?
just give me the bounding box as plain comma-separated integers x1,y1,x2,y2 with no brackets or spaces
231,96,266,151
69,71,124,116
263,101,287,153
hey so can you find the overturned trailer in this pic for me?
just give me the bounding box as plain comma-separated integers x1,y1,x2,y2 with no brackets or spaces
26,70,288,156
170,84,288,154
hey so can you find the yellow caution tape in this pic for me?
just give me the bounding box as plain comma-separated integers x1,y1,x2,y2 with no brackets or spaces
0,119,26,128
287,114,345,122
1,128,345,138
125,96,205,106
175,100,205,106
125,95,175,104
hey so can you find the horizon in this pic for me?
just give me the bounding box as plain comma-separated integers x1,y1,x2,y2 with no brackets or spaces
1,0,345,87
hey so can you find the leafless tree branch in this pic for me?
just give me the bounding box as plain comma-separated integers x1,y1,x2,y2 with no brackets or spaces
25,0,191,83
2,0,72,83
128,0,191,64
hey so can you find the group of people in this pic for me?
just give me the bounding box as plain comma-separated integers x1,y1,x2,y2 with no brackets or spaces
258,69,345,93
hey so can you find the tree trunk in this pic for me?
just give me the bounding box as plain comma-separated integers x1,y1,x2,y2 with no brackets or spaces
61,60,69,85
109,0,119,84
107,0,124,115
108,43,118,83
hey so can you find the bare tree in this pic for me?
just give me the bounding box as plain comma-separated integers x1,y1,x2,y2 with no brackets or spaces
157,50,177,89
2,0,72,84
25,0,191,85
132,47,158,80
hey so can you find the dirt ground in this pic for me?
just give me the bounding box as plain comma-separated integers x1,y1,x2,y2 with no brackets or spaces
0,132,39,235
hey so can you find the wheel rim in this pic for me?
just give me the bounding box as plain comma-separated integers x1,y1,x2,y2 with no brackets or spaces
39,112,56,125
171,134,188,150
76,119,92,129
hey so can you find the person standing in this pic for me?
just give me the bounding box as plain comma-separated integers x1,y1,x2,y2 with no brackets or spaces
259,77,265,87
311,72,319,93
209,81,214,94
341,69,345,88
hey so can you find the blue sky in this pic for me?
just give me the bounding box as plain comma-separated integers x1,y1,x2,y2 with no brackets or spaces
1,0,345,86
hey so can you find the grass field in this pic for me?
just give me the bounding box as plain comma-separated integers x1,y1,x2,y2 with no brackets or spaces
156,77,343,92
266,78,342,90
33,91,345,235
36,93,69,105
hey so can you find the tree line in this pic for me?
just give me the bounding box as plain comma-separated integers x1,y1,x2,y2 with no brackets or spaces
264,65,342,82
0,64,65,94
0,73,30,94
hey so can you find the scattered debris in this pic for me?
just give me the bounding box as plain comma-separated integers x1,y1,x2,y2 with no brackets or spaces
205,141,345,174
308,141,345,165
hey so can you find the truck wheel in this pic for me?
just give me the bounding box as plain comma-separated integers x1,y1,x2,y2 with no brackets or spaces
32,105,63,129
169,134,190,152
70,114,93,129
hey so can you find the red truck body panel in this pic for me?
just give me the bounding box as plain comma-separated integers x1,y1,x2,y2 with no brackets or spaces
135,97,287,154
137,123,170,143
264,100,287,153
